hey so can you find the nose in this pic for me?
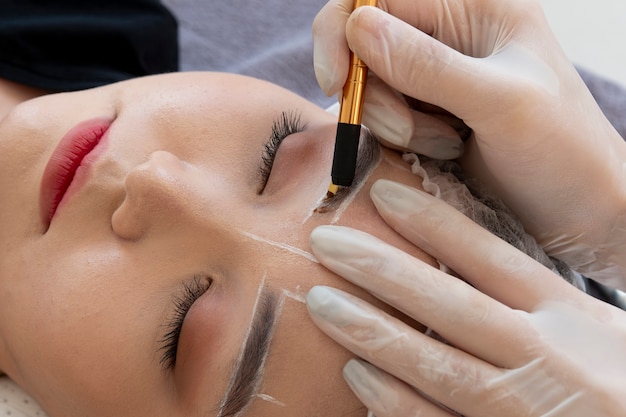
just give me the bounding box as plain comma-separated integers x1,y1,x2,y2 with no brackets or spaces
111,150,209,240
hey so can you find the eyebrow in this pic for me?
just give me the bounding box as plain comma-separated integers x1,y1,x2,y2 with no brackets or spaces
216,288,278,417
316,126,381,212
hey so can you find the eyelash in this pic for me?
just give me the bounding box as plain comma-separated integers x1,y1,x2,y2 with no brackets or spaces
258,110,305,193
158,275,213,370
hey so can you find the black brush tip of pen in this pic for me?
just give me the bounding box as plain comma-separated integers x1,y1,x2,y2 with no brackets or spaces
330,122,361,187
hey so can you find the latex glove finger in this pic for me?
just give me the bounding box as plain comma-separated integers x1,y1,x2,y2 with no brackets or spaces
307,285,511,417
362,78,464,159
307,284,592,416
343,359,459,417
368,179,583,308
307,183,626,416
309,224,534,368
344,6,509,121
315,3,475,157
313,0,495,99
308,289,625,416
314,1,465,159
307,224,618,411
312,181,626,417
312,0,354,95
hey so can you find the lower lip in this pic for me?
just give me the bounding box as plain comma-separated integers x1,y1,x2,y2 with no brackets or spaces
40,117,113,226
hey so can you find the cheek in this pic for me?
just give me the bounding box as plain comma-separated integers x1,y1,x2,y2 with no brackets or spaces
2,263,174,416
1,247,143,374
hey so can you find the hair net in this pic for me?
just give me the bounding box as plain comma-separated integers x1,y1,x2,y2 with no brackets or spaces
403,153,586,291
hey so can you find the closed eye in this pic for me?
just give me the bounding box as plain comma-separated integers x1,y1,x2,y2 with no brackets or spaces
257,110,305,194
158,274,212,370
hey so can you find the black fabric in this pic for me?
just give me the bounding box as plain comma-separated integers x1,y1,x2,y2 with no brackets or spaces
0,0,179,92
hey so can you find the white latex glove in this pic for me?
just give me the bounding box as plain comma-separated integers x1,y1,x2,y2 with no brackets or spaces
306,179,626,417
313,0,626,288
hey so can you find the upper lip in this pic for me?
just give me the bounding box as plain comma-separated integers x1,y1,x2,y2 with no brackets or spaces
39,117,114,228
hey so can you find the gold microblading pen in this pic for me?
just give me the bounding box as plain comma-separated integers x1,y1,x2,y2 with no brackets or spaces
327,0,377,197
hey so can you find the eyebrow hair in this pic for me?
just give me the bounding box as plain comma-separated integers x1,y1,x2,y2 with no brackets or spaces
216,288,279,417
353,127,381,184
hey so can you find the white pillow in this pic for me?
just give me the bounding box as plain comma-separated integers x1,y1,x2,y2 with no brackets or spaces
0,376,46,417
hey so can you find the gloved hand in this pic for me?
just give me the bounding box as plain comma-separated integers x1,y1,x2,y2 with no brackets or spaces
306,179,626,417
313,0,626,288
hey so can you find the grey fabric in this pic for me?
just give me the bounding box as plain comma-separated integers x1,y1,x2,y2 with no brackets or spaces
577,66,626,141
162,0,333,108
163,0,626,142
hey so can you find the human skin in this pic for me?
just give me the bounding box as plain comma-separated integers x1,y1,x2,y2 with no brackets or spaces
0,78,48,121
0,72,433,417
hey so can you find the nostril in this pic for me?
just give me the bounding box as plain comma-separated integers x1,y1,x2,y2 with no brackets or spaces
111,194,146,241
110,150,188,240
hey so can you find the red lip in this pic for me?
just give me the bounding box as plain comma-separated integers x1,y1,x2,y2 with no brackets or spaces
40,117,113,227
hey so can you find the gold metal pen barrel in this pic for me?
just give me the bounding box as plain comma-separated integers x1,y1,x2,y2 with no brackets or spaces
338,53,369,125
328,0,377,190
338,0,376,124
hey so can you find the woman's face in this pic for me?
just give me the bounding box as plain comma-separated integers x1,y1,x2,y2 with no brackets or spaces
0,72,432,417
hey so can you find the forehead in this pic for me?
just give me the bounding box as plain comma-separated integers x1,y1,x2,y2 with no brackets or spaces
115,72,329,113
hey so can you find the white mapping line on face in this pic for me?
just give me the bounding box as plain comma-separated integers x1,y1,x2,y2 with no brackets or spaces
329,151,382,225
301,192,329,225
239,231,319,264
281,286,306,304
247,272,267,345
254,394,286,407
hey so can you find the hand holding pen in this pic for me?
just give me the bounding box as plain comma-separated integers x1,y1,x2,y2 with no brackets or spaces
314,0,626,287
